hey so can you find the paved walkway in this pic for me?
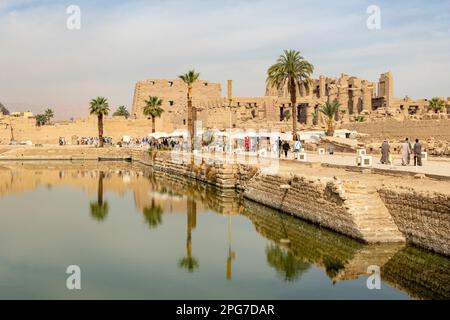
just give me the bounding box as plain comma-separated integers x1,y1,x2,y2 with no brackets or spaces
1,144,450,178
301,152,450,177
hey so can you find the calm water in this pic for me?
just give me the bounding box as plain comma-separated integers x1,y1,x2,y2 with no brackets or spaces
0,161,448,300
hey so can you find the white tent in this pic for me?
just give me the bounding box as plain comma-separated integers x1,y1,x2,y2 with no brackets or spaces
148,132,170,139
170,129,188,138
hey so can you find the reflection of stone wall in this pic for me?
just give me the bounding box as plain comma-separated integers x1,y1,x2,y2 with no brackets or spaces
379,187,450,256
241,198,450,300
381,246,450,300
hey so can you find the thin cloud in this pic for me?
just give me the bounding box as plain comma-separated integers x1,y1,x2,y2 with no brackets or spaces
0,0,449,120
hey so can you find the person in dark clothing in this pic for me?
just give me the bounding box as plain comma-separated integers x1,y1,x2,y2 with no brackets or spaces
278,137,282,158
406,138,413,165
282,141,290,158
413,139,423,166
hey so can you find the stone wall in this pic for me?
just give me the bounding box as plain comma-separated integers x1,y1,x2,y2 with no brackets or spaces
132,79,222,124
343,119,450,141
0,116,165,145
131,150,237,189
242,173,405,244
379,187,450,256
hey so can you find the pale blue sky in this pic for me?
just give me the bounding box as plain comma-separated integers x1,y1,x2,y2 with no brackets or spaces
0,0,449,119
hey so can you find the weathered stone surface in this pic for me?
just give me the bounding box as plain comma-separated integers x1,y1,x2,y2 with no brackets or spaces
378,187,450,256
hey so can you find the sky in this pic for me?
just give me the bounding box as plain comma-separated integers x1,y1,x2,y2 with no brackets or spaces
0,0,449,120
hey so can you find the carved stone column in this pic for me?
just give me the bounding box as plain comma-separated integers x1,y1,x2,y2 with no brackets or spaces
306,104,314,127
362,81,373,113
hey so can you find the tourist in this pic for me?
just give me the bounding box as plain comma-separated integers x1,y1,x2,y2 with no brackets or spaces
277,137,282,158
282,140,290,158
414,139,423,166
407,138,413,165
400,138,411,166
293,139,302,155
380,140,390,164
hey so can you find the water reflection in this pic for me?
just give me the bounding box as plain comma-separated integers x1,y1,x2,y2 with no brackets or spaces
142,198,163,228
0,161,448,299
179,196,199,273
266,244,310,282
89,171,109,221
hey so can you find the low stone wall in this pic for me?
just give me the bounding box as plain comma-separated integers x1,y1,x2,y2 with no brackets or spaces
343,119,450,141
243,174,364,240
378,187,450,256
131,150,237,189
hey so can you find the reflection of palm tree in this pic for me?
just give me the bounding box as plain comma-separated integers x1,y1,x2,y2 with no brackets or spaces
226,216,235,280
142,198,163,228
90,171,109,221
178,197,199,272
266,243,310,282
323,256,345,279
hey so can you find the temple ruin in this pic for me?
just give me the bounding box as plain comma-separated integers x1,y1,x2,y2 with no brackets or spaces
131,72,450,132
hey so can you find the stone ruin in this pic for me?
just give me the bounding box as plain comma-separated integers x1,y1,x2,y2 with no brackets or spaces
131,72,450,132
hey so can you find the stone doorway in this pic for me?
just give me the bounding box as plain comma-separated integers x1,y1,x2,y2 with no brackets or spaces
298,104,308,124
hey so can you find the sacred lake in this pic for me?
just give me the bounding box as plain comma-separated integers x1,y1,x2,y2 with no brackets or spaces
0,161,448,300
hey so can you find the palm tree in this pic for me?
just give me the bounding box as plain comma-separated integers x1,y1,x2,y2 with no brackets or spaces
90,171,109,221
319,100,340,136
143,96,164,133
142,198,163,228
179,70,200,151
113,105,130,119
0,102,10,115
89,97,110,147
178,197,199,273
35,114,47,126
428,97,445,113
266,244,310,282
267,50,314,140
44,108,54,124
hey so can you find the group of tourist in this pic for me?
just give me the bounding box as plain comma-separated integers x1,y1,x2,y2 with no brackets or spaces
276,137,303,158
380,138,423,166
149,137,182,150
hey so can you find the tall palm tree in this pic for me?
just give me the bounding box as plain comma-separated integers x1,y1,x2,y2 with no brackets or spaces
319,100,340,136
113,105,130,119
428,97,445,113
35,114,47,127
267,50,314,140
0,102,10,115
178,197,199,273
89,97,110,147
142,198,163,228
44,108,54,124
90,171,109,221
143,96,164,133
179,70,200,151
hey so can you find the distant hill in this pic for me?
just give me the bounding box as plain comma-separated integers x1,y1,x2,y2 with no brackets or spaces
0,102,10,115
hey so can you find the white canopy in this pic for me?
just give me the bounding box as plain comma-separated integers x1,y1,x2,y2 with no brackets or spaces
170,129,188,138
149,132,170,139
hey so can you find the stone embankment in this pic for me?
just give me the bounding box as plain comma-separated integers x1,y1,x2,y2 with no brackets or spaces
1,146,449,257
129,150,449,256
